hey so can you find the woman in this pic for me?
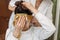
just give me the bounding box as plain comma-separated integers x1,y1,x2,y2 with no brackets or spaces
5,0,56,40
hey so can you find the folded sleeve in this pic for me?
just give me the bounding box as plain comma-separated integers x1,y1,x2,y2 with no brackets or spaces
33,5,56,39
9,0,20,7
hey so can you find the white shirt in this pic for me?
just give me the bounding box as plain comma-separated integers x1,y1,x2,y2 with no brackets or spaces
5,0,56,40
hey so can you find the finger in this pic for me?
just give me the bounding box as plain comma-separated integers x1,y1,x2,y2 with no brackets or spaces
17,16,22,25
19,16,26,28
16,16,22,27
21,16,26,29
17,16,26,30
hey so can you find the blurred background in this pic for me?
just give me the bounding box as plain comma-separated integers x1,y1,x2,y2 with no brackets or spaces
0,0,60,40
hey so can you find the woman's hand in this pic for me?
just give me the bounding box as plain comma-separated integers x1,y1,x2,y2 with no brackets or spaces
15,16,26,30
22,2,38,14
13,16,26,38
8,5,16,11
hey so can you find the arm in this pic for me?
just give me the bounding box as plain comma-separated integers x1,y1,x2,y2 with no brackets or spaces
7,0,23,39
8,0,20,11
34,11,56,39
33,3,56,39
23,1,56,39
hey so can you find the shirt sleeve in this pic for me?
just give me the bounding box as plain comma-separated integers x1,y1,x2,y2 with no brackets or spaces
9,0,20,7
5,28,18,40
45,2,53,21
33,3,56,40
